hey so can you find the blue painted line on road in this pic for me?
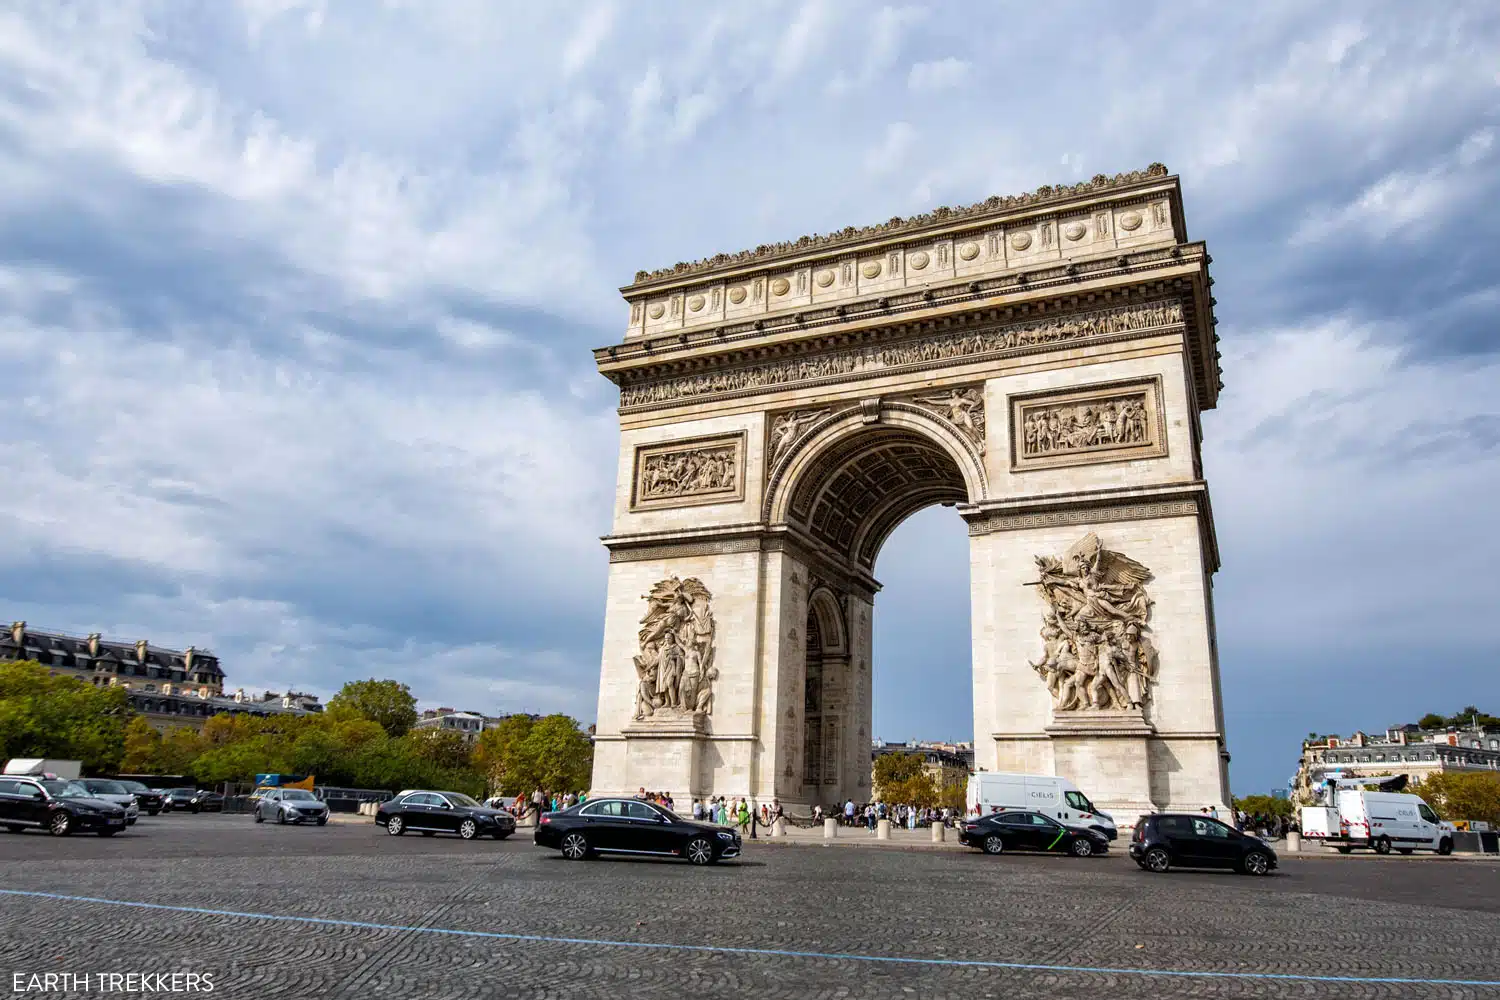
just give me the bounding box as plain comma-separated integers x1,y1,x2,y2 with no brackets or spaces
3,888,1499,987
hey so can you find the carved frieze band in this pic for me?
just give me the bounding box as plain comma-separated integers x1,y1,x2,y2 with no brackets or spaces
1009,377,1166,472
967,500,1200,536
619,299,1184,409
630,432,747,512
608,537,763,564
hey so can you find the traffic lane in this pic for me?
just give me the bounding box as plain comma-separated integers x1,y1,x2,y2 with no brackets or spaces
4,826,1500,995
7,814,1500,915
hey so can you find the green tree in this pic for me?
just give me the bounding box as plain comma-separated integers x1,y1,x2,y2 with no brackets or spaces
1232,794,1294,820
1417,713,1447,730
121,716,163,773
474,714,534,793
326,679,419,737
872,752,925,799
402,728,475,772
521,714,594,792
1414,772,1500,826
0,660,130,773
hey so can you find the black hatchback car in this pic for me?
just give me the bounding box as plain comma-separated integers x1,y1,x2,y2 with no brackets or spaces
116,780,165,815
1129,813,1278,875
0,776,129,836
534,797,740,865
959,810,1110,857
375,790,517,840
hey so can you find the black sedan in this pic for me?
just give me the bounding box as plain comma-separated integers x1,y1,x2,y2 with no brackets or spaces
116,780,165,815
163,788,224,812
533,797,740,865
1129,813,1277,875
375,790,516,840
959,810,1110,857
0,776,129,836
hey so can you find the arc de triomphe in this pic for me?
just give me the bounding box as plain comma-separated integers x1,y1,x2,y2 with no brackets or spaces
589,164,1231,822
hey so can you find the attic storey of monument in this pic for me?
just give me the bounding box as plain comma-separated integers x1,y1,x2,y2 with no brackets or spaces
590,165,1230,825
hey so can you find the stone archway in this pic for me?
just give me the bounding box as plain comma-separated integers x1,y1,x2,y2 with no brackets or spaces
590,165,1232,823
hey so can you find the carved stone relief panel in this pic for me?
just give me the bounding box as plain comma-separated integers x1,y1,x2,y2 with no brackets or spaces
767,407,832,468
1009,378,1166,472
630,432,747,511
632,577,718,721
1027,533,1157,713
902,384,985,453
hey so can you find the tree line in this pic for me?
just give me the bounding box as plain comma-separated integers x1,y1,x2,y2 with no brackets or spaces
0,662,593,796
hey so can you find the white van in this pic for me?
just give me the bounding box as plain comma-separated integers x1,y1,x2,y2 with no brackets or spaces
1301,789,1454,855
967,772,1117,840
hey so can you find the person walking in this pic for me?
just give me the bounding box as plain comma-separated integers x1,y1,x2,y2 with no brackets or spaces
844,799,855,827
530,787,545,824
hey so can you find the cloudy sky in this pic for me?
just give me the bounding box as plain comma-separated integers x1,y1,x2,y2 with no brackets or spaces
2,1,1497,795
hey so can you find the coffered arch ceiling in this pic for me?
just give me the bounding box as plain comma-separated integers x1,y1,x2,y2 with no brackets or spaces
785,428,968,571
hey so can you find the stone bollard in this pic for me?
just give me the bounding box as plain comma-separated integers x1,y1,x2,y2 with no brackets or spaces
773,817,787,838
877,818,891,840
1286,831,1301,853
931,822,946,843
824,817,838,839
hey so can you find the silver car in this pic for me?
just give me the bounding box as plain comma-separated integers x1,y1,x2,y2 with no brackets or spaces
68,780,140,825
254,788,329,826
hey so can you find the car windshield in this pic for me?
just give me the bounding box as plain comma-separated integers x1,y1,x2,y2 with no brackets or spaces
84,780,128,795
443,793,480,808
39,780,75,796
282,790,317,801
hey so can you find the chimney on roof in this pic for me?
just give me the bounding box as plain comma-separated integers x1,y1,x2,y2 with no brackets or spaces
10,621,24,644
87,633,101,657
135,639,148,663
184,646,195,670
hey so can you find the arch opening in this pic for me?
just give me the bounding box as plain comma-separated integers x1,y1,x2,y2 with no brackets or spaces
783,425,969,572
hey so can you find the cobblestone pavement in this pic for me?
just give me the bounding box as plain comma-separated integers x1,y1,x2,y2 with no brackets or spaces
3,813,1500,999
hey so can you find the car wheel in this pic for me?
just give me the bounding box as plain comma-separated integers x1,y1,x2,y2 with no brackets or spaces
458,819,479,840
276,810,287,825
386,815,406,836
1374,836,1391,855
1241,851,1271,876
560,832,591,860
98,829,118,838
48,812,72,837
1069,837,1094,858
254,811,264,824
1143,847,1170,873
684,837,715,865
1438,838,1453,856
982,834,1005,855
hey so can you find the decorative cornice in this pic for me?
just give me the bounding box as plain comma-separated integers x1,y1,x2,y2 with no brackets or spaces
628,164,1170,285
619,297,1185,411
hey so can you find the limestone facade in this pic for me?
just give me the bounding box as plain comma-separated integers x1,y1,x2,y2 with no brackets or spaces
591,165,1231,824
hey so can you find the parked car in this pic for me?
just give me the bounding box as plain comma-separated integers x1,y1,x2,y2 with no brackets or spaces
958,810,1110,857
375,790,517,841
254,788,329,826
115,780,165,816
1129,813,1278,875
532,797,741,864
967,773,1118,840
67,779,141,825
0,776,129,836
163,788,224,813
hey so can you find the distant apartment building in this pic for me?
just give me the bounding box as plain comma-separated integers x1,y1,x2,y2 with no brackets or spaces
1294,722,1500,800
2,621,321,731
871,740,973,790
414,708,541,742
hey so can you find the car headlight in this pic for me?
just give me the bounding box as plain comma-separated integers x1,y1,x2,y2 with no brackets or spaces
716,830,734,840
